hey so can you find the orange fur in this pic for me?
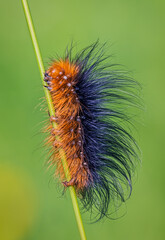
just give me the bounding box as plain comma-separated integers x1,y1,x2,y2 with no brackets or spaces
46,60,90,190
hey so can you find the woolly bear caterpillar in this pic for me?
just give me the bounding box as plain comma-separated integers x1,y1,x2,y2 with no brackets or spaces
44,42,140,220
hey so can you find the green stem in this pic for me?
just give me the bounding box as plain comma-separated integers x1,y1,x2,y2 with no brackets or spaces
21,1,87,239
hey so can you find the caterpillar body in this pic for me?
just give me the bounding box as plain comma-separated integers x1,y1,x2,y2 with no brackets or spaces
44,43,139,220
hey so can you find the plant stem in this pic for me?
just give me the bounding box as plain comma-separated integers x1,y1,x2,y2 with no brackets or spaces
21,1,87,239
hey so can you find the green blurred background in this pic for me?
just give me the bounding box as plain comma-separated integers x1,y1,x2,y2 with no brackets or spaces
0,0,164,239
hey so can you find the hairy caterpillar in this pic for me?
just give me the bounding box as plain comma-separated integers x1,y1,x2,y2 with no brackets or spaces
44,42,139,220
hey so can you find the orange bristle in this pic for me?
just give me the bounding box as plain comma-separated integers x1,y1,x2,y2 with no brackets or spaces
45,59,90,190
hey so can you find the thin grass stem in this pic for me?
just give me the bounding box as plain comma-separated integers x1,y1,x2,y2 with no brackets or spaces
21,1,87,239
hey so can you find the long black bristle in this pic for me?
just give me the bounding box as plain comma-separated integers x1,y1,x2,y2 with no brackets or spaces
64,42,140,221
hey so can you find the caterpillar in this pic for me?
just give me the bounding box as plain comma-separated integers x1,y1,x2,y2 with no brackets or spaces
44,42,139,221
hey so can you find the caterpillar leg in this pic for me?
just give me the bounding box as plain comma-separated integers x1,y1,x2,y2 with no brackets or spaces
50,116,57,122
62,178,76,187
62,165,85,188
44,72,52,82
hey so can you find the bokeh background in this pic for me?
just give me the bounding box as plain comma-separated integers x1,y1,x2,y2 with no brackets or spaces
0,0,164,239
